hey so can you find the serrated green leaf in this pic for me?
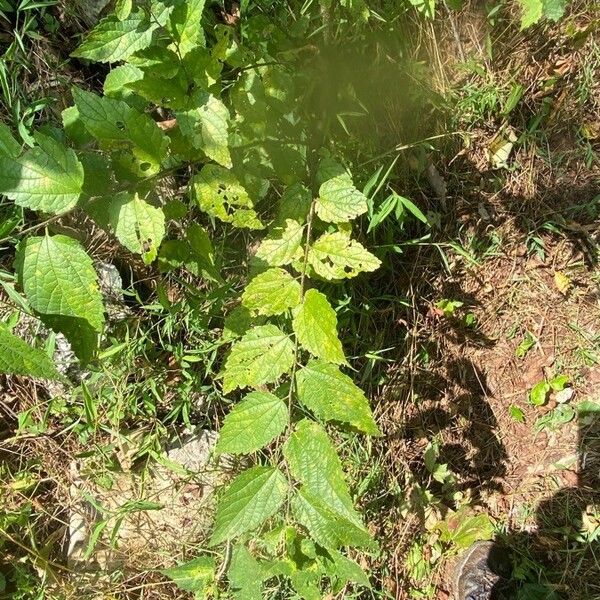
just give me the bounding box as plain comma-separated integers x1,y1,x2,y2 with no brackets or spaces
192,164,262,229
316,158,368,223
103,64,144,100
108,192,165,263
210,466,288,545
160,556,215,594
72,87,169,174
542,0,566,21
255,219,304,267
0,122,21,158
292,289,346,364
216,391,288,455
0,327,60,380
222,324,294,393
296,360,379,435
325,550,371,589
177,93,231,167
291,488,374,549
308,232,380,280
519,0,544,28
71,13,158,63
126,70,189,109
242,268,301,316
0,133,83,214
228,546,263,600
16,234,104,362
284,420,365,529
169,0,206,55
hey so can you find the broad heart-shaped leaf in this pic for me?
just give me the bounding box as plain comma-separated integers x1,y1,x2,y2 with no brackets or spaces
296,360,380,435
192,164,263,229
177,93,231,167
221,324,294,393
242,268,301,316
308,231,381,280
216,391,288,455
255,219,304,267
168,0,206,56
0,327,60,380
209,466,288,545
71,12,158,62
292,289,346,364
315,158,368,224
107,192,165,264
284,420,365,529
0,133,83,214
160,556,215,594
291,488,374,550
72,87,169,174
16,235,104,363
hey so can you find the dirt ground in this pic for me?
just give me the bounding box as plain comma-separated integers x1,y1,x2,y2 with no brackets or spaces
372,137,600,598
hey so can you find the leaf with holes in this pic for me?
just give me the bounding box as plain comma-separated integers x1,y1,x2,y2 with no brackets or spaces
242,268,301,316
71,12,159,63
216,391,288,455
255,219,304,267
0,327,60,380
222,324,294,393
209,466,288,545
177,93,231,167
315,158,368,224
308,232,380,280
0,133,83,214
296,360,379,435
192,164,262,229
108,192,165,263
293,289,346,364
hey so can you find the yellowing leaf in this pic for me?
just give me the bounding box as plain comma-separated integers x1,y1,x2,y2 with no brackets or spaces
242,268,301,316
108,192,165,264
255,219,304,267
0,133,83,214
192,164,263,229
177,93,231,167
315,158,368,223
221,324,294,393
308,231,381,280
554,271,571,295
292,289,346,365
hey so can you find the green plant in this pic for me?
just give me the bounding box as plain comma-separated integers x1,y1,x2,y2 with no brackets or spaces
0,0,384,596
